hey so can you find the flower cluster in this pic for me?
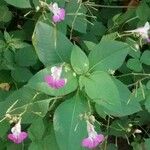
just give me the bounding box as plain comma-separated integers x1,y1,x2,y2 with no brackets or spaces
49,3,65,23
44,66,67,89
82,120,104,149
8,120,28,144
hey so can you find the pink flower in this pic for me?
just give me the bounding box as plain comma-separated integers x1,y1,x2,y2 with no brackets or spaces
8,121,28,144
82,121,104,149
125,22,150,41
44,66,67,89
49,3,65,23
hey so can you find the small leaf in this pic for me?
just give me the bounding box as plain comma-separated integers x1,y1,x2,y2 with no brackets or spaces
127,58,143,72
0,5,12,23
140,50,150,65
15,45,37,67
11,67,33,82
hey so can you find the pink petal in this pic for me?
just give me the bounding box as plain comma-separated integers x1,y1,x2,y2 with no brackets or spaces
44,75,55,88
82,137,95,149
95,134,104,143
58,8,65,20
44,76,66,89
8,132,28,144
55,79,66,89
52,8,65,23
82,134,104,149
53,15,61,23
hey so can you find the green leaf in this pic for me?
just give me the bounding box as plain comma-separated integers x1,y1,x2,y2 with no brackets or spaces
15,45,37,67
145,93,150,113
32,21,73,66
65,1,87,33
136,2,150,21
71,45,89,74
53,94,88,150
80,71,122,113
96,78,141,116
0,87,52,123
4,0,31,8
29,123,59,150
145,138,150,150
29,118,45,141
127,58,143,72
131,142,143,150
88,40,129,72
27,66,78,96
11,67,33,82
140,50,150,65
0,87,36,119
0,5,12,23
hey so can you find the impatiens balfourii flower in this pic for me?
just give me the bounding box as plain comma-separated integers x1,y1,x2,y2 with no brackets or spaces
125,22,150,42
44,66,67,89
8,120,28,144
82,120,104,149
49,3,65,23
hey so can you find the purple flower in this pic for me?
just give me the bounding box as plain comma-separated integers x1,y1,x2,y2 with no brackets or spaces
49,3,65,23
44,66,67,89
8,121,28,144
82,121,104,149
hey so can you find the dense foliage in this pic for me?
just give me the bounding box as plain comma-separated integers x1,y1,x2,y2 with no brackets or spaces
0,0,150,149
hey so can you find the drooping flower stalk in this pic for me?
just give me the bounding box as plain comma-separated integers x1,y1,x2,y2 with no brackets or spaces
49,3,65,23
44,66,67,89
8,120,28,144
82,120,104,149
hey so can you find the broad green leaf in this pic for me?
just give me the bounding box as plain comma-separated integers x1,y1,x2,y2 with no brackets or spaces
140,50,150,65
96,78,141,116
80,71,122,114
15,45,37,67
126,58,143,72
27,66,78,96
71,45,89,74
53,95,88,150
0,5,12,23
88,40,129,72
32,21,73,66
4,0,31,8
11,67,33,82
65,1,87,33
